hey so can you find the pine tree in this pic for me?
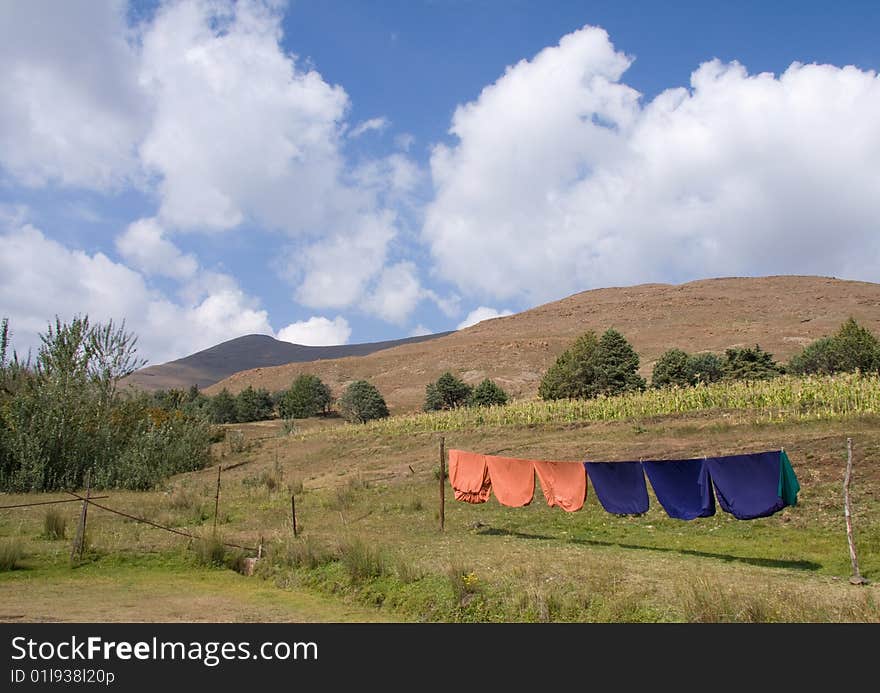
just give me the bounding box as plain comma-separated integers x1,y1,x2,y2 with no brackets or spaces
469,379,509,407
338,381,389,424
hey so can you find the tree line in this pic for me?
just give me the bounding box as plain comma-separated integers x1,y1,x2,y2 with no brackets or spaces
538,317,880,400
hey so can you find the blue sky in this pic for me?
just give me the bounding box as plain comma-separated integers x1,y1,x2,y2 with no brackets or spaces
2,0,879,365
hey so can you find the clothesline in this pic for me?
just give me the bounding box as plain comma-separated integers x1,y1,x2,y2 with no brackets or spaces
447,448,800,521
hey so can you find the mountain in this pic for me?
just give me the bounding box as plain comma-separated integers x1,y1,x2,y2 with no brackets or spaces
124,331,453,391
202,276,880,412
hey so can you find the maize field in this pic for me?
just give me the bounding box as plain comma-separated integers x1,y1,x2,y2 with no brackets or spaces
299,373,880,441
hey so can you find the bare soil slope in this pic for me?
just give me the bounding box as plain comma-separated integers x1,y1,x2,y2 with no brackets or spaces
205,275,880,412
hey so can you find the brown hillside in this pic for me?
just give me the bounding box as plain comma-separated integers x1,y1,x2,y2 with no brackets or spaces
204,275,880,412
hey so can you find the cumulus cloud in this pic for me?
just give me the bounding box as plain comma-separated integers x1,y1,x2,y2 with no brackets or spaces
0,219,272,365
408,324,433,337
276,316,351,346
457,306,514,329
362,262,423,324
349,117,389,138
115,217,198,280
0,0,148,188
424,25,880,305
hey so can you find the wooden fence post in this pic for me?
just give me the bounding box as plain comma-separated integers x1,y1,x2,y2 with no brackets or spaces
291,493,298,538
213,465,222,537
70,468,91,562
844,438,868,585
439,436,446,532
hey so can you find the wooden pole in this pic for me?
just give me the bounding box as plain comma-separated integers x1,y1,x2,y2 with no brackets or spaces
291,493,298,538
439,436,446,532
844,438,868,585
70,468,91,562
213,465,222,537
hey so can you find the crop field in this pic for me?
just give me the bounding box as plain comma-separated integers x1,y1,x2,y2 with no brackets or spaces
1,380,879,622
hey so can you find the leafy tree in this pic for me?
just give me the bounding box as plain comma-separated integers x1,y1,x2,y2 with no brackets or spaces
469,378,509,407
423,372,472,411
539,329,644,399
235,386,274,422
209,388,238,423
594,329,646,395
538,332,600,400
278,374,332,418
722,345,783,381
788,318,880,375
338,380,389,424
688,352,724,384
652,349,693,388
652,349,723,388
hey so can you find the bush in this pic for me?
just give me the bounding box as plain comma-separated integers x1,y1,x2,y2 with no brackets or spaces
208,389,237,424
0,538,23,571
468,379,509,407
277,374,332,419
193,536,228,568
788,318,880,375
722,345,783,381
539,329,645,400
424,372,472,411
337,538,387,583
338,381,389,424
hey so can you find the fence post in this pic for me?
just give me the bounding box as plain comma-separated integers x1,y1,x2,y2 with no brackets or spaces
70,468,91,562
439,436,446,532
291,493,298,538
213,465,222,537
844,438,868,585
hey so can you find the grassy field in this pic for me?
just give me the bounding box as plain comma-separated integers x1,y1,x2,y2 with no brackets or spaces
1,389,879,622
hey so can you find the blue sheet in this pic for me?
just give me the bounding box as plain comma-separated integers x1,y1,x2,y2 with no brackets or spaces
705,451,787,520
643,457,715,520
584,461,649,515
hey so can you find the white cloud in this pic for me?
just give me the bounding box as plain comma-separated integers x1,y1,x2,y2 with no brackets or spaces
395,133,416,151
116,217,198,280
408,324,433,337
349,117,389,138
0,219,272,365
457,306,514,329
277,316,351,346
424,25,880,305
362,262,423,324
0,0,148,188
292,211,395,309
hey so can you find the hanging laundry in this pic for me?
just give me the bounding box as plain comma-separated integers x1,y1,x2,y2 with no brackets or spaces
484,455,536,507
584,461,649,515
533,460,588,512
779,450,801,507
706,451,798,520
642,457,715,520
447,449,491,504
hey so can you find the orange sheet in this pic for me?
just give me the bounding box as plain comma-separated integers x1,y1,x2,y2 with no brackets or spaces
533,460,587,512
484,455,535,507
448,449,491,503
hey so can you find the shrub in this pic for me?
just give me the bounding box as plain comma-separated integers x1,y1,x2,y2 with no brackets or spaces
235,386,274,422
193,536,228,568
653,350,724,388
424,372,472,411
338,380,389,424
469,379,509,407
337,538,387,582
208,389,238,424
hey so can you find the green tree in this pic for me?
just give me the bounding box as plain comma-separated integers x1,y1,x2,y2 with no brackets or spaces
235,386,274,422
688,352,724,384
338,380,389,424
423,372,472,411
788,318,880,375
468,378,509,407
209,388,238,423
722,345,783,381
652,348,693,388
538,331,600,400
278,374,332,418
594,329,646,395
